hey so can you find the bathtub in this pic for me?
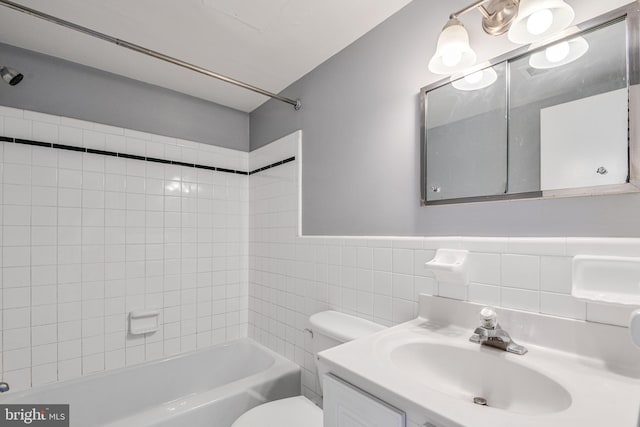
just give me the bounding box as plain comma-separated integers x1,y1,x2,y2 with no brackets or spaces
1,338,300,427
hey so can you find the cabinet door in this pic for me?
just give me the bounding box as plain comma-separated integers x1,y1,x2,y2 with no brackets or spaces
323,374,405,427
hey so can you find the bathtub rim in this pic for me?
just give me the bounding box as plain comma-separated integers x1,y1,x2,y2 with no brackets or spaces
0,337,295,401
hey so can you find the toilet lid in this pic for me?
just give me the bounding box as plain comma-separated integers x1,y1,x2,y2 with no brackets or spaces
231,396,323,427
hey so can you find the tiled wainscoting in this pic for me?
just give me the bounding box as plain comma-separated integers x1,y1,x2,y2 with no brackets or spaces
248,131,640,402
0,106,249,390
1,109,637,400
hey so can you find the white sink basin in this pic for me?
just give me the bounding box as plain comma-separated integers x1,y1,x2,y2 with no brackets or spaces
318,296,640,427
390,341,571,415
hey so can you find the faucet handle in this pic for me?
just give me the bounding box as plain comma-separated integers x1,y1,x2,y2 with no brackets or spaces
480,307,497,329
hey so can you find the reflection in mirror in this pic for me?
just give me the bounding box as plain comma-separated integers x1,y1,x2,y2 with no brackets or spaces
508,19,628,193
425,62,507,201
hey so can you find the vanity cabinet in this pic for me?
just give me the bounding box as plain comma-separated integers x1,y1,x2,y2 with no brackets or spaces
323,374,406,427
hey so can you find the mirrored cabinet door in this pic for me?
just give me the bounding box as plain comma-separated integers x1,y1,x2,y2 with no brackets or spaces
508,18,628,194
425,62,507,202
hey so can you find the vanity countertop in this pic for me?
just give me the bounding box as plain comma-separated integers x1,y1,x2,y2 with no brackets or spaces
318,297,640,427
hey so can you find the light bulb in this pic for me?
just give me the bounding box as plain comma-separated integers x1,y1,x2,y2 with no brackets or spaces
526,8,553,35
464,70,484,84
545,41,570,63
442,49,463,67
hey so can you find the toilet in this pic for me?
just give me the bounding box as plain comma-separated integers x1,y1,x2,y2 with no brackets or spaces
231,311,385,427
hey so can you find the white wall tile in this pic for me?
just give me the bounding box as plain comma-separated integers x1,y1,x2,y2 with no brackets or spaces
0,107,250,391
566,238,640,257
32,147,57,168
32,363,58,386
33,122,59,143
3,368,30,392
392,299,416,323
501,254,540,290
392,249,413,275
501,287,540,312
4,118,32,139
392,274,413,301
540,256,572,294
540,292,586,320
59,126,83,146
356,247,372,270
507,238,566,256
0,106,24,119
373,271,392,296
468,283,500,306
4,328,30,350
4,144,31,165
586,303,634,327
413,249,436,277
438,282,466,300
372,248,391,272
468,253,501,285
414,276,437,298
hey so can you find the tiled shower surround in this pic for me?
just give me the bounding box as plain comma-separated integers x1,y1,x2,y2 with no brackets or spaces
0,106,249,390
248,131,640,402
0,108,638,400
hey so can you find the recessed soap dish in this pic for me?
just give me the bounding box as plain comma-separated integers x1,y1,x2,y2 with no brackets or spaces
129,310,160,335
425,249,469,285
571,255,640,306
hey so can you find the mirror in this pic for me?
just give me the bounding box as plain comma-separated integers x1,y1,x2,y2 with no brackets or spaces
421,10,635,205
425,62,507,201
509,19,627,194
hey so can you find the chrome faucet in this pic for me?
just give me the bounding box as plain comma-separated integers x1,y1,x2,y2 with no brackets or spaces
469,307,527,355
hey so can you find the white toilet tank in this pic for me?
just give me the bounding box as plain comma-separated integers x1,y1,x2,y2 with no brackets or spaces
309,311,384,393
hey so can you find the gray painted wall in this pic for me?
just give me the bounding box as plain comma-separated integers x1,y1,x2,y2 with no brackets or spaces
0,43,249,151
250,0,640,237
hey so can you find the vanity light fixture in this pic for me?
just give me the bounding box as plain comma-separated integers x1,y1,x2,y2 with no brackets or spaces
508,0,575,44
428,19,477,74
528,36,589,69
451,66,498,91
428,0,575,75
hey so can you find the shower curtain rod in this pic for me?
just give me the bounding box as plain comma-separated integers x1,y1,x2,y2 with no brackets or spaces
0,0,302,110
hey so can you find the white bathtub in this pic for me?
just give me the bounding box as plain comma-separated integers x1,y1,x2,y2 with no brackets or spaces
1,338,300,427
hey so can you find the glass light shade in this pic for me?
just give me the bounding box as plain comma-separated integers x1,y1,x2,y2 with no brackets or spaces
451,67,498,91
428,21,477,75
528,36,589,69
507,0,575,44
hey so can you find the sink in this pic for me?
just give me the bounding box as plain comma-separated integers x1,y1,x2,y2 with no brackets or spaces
318,296,640,427
389,341,572,415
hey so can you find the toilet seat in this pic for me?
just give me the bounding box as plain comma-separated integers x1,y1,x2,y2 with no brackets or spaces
231,396,323,427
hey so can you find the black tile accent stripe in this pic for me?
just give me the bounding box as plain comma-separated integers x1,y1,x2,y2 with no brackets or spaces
53,143,85,152
146,157,171,164
248,156,296,175
0,135,295,176
15,138,50,147
172,161,195,168
87,148,118,157
118,153,146,161
195,164,216,171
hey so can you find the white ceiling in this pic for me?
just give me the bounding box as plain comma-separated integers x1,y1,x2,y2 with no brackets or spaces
0,0,412,112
